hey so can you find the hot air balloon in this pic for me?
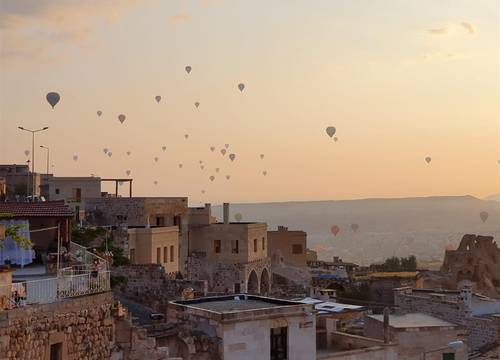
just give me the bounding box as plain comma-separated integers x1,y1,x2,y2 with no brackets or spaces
46,92,60,109
24,150,30,156
126,170,131,176
194,102,200,108
334,137,338,142
224,144,229,149
179,164,183,168
154,157,159,162
154,180,158,185
209,176,215,182
73,155,78,161
108,152,113,157
262,170,267,176
155,96,161,103
326,126,336,138
221,149,227,156
126,151,131,156
184,134,189,139
480,211,489,223
201,165,205,170
330,225,340,236
201,190,205,194
226,175,231,180
425,156,432,164
234,213,243,222
118,114,126,124
199,160,203,164
260,154,264,159
162,146,166,151
97,110,102,117
351,224,359,232
185,66,192,74
215,168,220,173
103,148,108,154
210,146,215,152
238,83,245,92
229,153,236,161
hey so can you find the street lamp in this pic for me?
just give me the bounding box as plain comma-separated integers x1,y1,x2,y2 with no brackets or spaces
423,340,464,359
18,126,49,197
39,145,50,175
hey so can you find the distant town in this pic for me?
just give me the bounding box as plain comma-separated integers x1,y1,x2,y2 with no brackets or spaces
0,165,499,360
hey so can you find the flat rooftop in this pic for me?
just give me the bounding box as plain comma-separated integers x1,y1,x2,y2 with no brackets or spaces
369,313,457,329
170,295,313,322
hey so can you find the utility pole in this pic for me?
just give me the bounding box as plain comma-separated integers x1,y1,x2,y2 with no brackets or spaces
40,145,50,175
18,126,49,197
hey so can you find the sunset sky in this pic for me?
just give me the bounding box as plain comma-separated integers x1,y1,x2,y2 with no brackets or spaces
1,0,499,205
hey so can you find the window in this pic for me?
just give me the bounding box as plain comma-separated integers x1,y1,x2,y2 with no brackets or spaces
156,216,165,226
262,237,266,250
254,239,257,252
232,240,239,254
156,247,161,264
72,188,81,202
130,249,135,263
50,343,63,360
270,327,287,360
174,215,182,234
164,247,168,263
442,354,455,360
292,244,303,254
234,283,241,293
214,240,221,253
170,245,174,262
55,188,60,195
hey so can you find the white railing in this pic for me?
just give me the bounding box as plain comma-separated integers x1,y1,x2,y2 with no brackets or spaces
69,241,109,270
0,271,110,310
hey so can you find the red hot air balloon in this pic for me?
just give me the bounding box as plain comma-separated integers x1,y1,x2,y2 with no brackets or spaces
330,225,340,236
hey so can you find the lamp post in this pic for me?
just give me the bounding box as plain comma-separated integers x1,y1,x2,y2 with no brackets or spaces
26,159,30,198
39,145,50,175
423,340,464,359
18,126,49,197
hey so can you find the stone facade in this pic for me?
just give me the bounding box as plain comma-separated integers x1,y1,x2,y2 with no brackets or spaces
394,286,500,352
111,265,207,313
0,292,114,360
267,226,308,267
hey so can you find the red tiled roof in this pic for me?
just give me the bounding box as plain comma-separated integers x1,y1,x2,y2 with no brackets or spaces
0,201,74,218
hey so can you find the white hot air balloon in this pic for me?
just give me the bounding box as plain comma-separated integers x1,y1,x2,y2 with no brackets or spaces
238,83,245,92
221,149,227,156
118,114,126,124
97,110,102,117
326,126,336,138
229,153,236,161
209,176,215,182
425,156,432,164
185,66,192,74
46,92,60,109
155,96,161,103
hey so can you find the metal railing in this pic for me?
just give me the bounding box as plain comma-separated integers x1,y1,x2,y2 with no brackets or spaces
69,241,109,270
0,271,110,310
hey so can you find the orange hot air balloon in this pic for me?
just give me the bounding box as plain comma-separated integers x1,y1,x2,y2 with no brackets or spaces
330,225,340,236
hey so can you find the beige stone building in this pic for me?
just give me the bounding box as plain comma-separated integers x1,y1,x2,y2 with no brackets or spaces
128,226,179,274
187,203,271,294
268,226,308,267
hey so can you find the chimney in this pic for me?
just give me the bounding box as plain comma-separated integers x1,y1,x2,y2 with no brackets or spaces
223,203,229,225
383,307,390,344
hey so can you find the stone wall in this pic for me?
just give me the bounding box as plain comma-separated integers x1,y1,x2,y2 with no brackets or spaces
112,265,207,313
0,292,114,360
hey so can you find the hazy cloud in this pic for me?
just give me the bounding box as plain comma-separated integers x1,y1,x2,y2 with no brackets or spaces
427,22,476,36
168,13,191,23
0,0,144,62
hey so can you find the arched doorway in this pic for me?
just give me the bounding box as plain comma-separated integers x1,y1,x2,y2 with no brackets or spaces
260,268,270,295
247,270,259,294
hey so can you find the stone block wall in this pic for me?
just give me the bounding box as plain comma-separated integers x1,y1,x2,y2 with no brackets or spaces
0,292,114,360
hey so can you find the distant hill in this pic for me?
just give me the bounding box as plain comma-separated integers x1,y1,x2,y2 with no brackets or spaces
213,196,500,265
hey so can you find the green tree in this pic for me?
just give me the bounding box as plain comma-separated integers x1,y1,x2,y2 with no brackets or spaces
0,213,32,250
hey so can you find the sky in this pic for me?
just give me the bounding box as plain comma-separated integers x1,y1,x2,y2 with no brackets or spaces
0,0,499,205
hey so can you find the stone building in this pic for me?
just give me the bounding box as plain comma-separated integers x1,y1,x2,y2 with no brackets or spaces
186,203,271,294
394,284,500,352
167,294,316,360
267,226,307,267
365,313,468,360
128,226,180,274
85,197,189,274
40,176,101,219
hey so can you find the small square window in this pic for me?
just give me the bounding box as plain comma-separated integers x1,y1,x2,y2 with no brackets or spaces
55,188,60,195
214,240,221,253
